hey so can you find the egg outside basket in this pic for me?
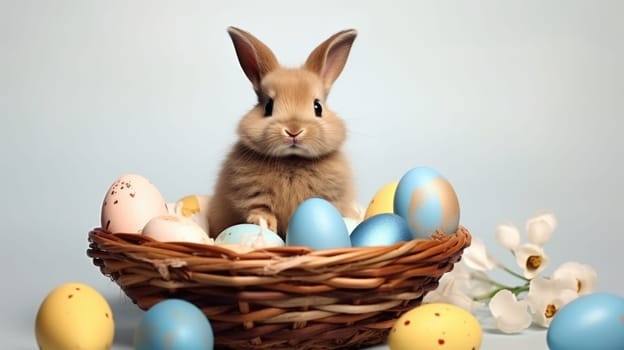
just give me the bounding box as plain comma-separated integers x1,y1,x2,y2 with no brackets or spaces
87,226,471,350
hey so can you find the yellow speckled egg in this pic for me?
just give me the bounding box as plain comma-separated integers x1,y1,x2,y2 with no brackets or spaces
364,181,398,219
388,303,482,350
35,282,114,350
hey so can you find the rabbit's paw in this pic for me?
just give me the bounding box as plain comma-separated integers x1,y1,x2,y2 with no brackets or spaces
246,212,278,233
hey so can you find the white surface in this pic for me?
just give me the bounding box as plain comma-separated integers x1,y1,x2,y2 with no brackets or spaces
1,1,622,349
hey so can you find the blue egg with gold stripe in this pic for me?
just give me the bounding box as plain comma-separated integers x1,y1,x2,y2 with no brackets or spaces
394,167,460,238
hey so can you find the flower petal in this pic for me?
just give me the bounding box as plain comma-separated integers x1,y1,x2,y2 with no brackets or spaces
526,211,557,246
424,288,482,311
513,243,549,279
462,237,497,272
446,262,471,286
552,261,598,295
526,276,578,327
424,262,484,311
496,223,521,250
489,290,532,333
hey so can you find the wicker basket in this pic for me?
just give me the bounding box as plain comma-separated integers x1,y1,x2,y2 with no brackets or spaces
87,226,471,350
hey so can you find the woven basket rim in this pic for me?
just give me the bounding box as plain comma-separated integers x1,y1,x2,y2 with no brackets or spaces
88,225,470,256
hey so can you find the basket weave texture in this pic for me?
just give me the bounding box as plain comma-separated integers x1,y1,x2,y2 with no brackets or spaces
87,226,471,350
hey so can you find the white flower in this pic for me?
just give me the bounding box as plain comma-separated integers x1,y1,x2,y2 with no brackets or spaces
468,271,497,298
526,211,557,246
495,223,521,250
525,276,578,327
445,262,472,288
462,237,497,272
513,243,550,279
424,263,482,311
423,283,480,312
552,262,597,295
489,290,532,333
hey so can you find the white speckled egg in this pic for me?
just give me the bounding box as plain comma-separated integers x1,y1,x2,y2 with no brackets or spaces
101,174,168,233
142,214,213,244
215,224,284,248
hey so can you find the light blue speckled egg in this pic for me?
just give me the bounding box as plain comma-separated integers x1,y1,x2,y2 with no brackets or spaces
215,224,284,248
547,293,624,350
134,299,214,350
350,213,413,247
286,198,351,250
394,167,460,238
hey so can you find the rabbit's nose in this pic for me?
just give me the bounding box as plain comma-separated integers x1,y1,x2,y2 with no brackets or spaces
284,129,303,137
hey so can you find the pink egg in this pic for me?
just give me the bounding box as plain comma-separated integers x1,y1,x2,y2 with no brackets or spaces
100,174,168,233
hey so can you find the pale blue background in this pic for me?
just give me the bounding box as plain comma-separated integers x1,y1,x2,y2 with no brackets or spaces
1,1,623,349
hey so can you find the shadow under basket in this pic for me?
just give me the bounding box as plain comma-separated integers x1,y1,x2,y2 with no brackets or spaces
87,226,471,350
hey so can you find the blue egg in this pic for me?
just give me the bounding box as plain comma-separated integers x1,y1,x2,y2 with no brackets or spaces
350,213,413,247
134,299,214,350
394,167,460,238
286,198,351,250
547,293,624,350
215,223,284,248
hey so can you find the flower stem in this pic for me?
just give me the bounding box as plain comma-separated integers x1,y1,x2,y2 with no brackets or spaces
470,273,515,290
498,264,531,282
473,284,530,302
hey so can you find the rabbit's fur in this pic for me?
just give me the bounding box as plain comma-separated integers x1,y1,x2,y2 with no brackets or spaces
208,27,359,237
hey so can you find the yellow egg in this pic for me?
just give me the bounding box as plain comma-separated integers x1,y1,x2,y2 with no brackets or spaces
35,283,114,350
388,303,482,350
364,181,398,219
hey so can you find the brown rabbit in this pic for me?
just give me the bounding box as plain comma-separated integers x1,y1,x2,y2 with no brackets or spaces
208,27,360,238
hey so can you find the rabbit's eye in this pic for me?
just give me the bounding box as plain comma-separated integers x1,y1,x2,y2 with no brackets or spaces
313,99,323,117
264,98,274,117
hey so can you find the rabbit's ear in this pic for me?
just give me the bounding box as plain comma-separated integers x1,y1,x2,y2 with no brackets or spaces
228,27,279,90
305,29,357,92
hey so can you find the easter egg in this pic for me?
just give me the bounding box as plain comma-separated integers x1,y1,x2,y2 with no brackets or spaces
35,282,114,350
286,198,351,250
215,223,284,248
350,213,412,247
134,299,214,350
394,167,460,238
142,214,213,244
388,303,482,350
101,174,168,233
364,181,398,219
547,293,624,350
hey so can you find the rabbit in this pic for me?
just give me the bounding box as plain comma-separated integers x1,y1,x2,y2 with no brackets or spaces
208,26,360,238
